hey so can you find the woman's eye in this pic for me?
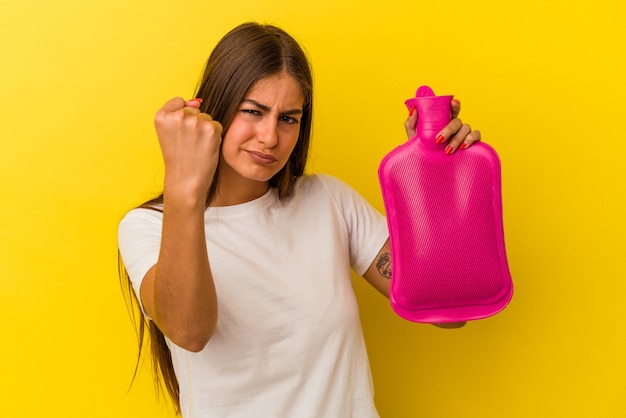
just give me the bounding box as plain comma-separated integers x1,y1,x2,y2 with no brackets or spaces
242,109,262,116
280,115,299,124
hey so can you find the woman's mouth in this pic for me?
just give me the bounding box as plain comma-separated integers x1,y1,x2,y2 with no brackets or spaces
246,150,278,165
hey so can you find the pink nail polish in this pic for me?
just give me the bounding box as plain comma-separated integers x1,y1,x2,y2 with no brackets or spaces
408,107,415,117
460,142,468,150
435,135,445,144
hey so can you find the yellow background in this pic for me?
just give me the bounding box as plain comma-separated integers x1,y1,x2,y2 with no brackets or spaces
1,0,625,417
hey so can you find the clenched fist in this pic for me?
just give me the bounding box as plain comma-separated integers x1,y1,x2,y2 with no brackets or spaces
154,97,223,201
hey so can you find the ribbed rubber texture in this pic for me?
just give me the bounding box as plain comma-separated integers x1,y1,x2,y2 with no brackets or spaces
379,140,513,323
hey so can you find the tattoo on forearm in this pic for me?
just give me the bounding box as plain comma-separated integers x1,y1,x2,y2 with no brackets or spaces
376,252,392,279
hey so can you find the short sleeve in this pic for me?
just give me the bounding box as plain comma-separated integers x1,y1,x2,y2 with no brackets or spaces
117,208,164,313
315,175,389,276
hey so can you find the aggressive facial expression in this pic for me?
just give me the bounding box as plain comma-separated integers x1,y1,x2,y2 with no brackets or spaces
219,72,304,188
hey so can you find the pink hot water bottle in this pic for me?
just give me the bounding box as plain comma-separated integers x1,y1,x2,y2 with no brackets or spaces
378,86,513,323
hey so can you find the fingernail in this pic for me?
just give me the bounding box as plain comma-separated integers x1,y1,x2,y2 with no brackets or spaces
460,142,468,150
435,134,446,144
445,145,454,155
408,107,415,117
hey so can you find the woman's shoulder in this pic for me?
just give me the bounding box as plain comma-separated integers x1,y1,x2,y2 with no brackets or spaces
293,173,361,205
296,173,351,191
119,204,164,228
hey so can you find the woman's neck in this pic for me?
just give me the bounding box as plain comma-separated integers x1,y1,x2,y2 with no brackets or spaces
211,165,270,207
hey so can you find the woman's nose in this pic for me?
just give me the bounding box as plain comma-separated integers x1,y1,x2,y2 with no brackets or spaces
258,119,278,148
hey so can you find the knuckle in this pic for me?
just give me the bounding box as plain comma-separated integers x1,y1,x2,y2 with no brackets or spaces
155,111,181,130
200,121,224,141
154,110,167,126
183,114,199,129
199,124,214,137
214,121,224,135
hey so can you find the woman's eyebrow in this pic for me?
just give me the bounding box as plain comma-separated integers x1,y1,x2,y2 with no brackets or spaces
243,99,303,115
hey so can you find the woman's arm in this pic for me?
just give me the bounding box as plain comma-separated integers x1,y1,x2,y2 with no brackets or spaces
140,194,217,352
362,239,392,298
140,98,223,352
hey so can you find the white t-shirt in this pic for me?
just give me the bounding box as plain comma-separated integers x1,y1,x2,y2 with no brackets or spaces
118,174,389,418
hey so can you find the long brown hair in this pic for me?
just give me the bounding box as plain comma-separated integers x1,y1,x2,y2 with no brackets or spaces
119,22,313,414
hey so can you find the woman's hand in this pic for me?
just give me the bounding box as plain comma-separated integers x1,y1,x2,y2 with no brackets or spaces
404,99,481,155
154,97,223,199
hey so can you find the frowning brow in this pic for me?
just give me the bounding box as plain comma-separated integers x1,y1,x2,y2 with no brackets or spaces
243,99,303,115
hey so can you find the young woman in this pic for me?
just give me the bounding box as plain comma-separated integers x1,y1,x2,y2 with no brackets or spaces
118,22,480,417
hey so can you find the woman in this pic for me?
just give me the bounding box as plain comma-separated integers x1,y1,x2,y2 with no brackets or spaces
118,22,480,417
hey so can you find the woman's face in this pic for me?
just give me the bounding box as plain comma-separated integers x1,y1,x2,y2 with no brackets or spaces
219,72,304,187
